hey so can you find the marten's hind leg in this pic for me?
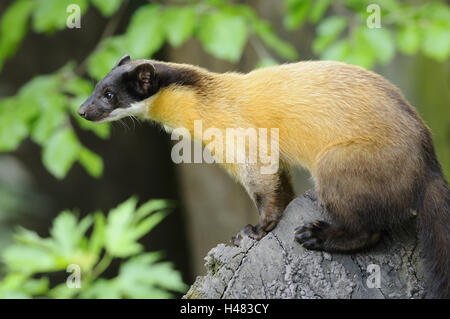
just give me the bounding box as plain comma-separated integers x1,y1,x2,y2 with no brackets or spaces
295,144,416,253
232,165,294,246
295,221,381,252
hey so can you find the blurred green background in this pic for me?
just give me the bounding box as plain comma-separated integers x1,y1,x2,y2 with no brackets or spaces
0,0,448,298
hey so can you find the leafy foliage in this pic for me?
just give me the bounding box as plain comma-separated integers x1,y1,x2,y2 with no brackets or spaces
0,0,298,179
85,1,299,80
287,0,450,69
0,64,107,179
0,0,35,68
0,197,186,299
1,0,447,179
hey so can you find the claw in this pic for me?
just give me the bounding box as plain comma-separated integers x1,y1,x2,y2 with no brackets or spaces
294,230,312,242
294,220,330,251
231,223,269,246
303,238,321,250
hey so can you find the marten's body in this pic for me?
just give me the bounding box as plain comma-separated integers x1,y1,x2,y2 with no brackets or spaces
79,56,450,298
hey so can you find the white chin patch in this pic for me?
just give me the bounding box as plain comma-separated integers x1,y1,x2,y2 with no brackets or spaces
95,94,158,123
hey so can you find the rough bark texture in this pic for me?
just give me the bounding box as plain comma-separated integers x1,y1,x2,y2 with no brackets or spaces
184,190,426,299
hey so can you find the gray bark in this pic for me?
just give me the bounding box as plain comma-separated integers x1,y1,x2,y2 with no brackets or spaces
184,190,426,299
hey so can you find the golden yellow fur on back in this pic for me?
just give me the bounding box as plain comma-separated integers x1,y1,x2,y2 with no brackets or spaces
144,61,422,176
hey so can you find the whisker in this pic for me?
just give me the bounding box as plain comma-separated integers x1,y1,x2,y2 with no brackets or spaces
128,115,136,130
118,119,127,130
131,115,142,128
121,119,130,130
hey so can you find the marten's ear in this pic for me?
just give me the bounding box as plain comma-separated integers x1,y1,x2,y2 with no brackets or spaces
124,62,156,97
115,54,131,68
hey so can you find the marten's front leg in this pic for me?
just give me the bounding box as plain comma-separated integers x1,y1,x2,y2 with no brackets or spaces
232,165,294,246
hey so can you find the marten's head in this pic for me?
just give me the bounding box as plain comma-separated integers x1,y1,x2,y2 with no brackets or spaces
78,55,159,122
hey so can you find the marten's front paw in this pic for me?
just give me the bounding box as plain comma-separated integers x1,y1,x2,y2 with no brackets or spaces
294,220,330,250
231,224,267,246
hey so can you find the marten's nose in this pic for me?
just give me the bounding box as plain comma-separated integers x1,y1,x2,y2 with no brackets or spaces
78,108,87,118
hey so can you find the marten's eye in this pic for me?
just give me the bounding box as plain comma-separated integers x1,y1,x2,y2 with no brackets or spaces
104,90,114,101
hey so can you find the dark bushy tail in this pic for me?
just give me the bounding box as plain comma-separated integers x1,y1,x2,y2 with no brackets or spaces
417,170,450,299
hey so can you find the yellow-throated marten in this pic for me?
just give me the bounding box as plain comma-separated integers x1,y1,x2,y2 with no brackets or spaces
79,55,449,298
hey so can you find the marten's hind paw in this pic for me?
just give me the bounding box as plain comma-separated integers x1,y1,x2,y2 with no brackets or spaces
231,224,267,246
294,220,330,251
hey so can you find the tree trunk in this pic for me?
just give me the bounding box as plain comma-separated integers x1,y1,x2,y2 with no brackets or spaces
184,190,426,299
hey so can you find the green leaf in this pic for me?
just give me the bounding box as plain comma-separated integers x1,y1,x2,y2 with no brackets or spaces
87,36,127,80
104,198,170,258
363,28,395,64
309,0,330,23
252,20,298,60
30,95,67,145
133,211,169,239
13,227,55,250
78,147,104,178
17,74,61,119
284,0,312,30
0,0,35,69
134,199,172,221
0,75,62,151
397,24,421,55
130,251,163,265
255,58,279,69
1,196,180,299
19,74,60,95
105,197,142,257
0,273,47,298
88,212,106,256
0,99,29,152
91,0,122,17
2,245,58,274
163,7,196,48
118,254,187,298
371,0,400,13
120,257,187,293
321,39,350,62
352,27,395,66
197,12,248,62
32,0,88,33
313,16,347,54
42,128,81,179
50,211,92,257
48,282,80,299
345,32,375,68
345,49,375,69
125,4,164,58
80,278,121,299
0,273,28,291
418,2,450,28
422,23,450,62
63,76,94,97
22,277,49,296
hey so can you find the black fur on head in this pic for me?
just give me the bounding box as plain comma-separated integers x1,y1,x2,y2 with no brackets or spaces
78,55,160,122
123,62,158,98
78,55,205,122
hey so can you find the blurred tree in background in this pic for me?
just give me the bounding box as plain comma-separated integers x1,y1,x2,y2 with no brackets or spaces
0,0,448,298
